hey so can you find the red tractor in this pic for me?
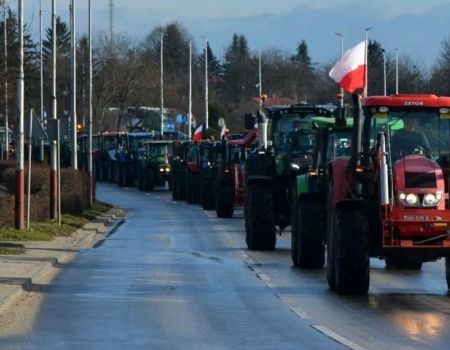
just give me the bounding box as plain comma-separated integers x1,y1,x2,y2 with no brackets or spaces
327,93,450,294
215,130,258,218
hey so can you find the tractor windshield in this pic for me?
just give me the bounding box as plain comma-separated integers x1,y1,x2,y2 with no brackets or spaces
367,109,450,162
272,114,316,152
150,144,170,159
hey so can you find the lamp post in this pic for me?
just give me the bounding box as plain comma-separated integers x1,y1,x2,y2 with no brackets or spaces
88,0,93,207
395,48,399,94
70,0,77,169
3,0,8,160
335,32,344,107
200,36,209,130
188,40,192,140
382,48,387,96
160,32,164,137
15,0,24,229
364,27,373,97
50,0,57,219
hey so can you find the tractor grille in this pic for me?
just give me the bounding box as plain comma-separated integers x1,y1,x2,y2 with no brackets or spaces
405,172,436,188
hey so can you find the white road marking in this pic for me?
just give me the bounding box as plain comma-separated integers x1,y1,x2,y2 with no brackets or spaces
312,325,367,350
277,294,311,319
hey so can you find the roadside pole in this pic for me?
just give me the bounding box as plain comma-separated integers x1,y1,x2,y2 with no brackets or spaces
258,52,262,110
70,0,78,169
50,0,57,219
88,0,93,207
160,32,164,137
26,110,33,229
15,0,24,230
188,40,192,140
204,38,208,130
39,0,45,163
3,1,8,160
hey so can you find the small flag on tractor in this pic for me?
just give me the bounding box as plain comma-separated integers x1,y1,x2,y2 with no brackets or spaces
193,124,204,141
220,124,229,139
329,41,366,93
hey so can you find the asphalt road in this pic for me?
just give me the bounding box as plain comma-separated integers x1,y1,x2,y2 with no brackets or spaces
2,182,450,349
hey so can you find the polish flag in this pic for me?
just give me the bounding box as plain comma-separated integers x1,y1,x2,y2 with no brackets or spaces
329,41,366,93
193,124,204,141
220,125,228,139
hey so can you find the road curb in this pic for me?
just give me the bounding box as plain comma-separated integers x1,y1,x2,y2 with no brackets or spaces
0,207,127,317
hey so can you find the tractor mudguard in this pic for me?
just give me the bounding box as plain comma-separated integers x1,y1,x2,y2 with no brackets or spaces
330,158,350,207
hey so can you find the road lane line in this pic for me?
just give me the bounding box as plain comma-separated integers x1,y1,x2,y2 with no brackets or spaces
277,294,311,320
312,325,367,350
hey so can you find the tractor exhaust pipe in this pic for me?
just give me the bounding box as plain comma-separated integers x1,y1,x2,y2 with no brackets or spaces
378,132,390,206
351,93,363,168
257,109,268,150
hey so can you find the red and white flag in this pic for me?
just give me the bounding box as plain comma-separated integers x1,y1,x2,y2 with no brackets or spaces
193,124,204,141
220,124,228,139
329,41,366,93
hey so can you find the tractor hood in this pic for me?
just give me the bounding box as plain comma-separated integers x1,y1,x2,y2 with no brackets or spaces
394,155,444,192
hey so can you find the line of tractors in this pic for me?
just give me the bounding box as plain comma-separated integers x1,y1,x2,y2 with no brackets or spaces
95,92,450,295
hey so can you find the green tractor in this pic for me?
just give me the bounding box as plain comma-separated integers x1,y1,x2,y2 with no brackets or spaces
170,141,186,200
291,114,352,268
138,140,173,191
244,104,336,251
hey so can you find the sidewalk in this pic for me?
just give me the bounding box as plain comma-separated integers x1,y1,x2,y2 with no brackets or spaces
0,207,126,316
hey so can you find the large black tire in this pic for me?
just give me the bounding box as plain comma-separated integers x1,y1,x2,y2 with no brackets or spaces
187,172,200,204
178,173,186,200
137,166,145,191
201,177,216,210
172,172,179,199
446,257,450,290
291,199,325,268
216,183,234,218
147,170,155,191
326,183,336,291
245,184,276,250
385,257,423,270
333,206,370,295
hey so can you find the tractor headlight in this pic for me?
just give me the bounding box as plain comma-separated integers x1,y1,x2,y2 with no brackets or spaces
423,192,442,207
399,192,419,207
159,168,164,172
165,167,171,173
290,163,300,170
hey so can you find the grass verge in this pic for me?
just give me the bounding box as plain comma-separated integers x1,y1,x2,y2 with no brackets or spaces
0,201,113,244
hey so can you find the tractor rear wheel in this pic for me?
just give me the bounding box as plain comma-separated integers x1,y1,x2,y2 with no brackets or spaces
201,177,216,210
334,206,370,295
187,172,200,204
178,173,186,200
326,183,336,291
172,172,179,199
216,183,234,218
137,166,145,191
245,184,276,251
147,169,155,191
291,199,325,268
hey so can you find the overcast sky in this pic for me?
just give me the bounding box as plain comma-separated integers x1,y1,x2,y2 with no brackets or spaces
17,0,450,67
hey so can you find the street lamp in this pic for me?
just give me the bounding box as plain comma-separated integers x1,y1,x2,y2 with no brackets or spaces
395,48,399,94
364,27,373,97
381,48,386,96
200,36,208,130
335,32,344,107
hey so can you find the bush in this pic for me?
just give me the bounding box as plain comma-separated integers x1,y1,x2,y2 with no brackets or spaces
3,165,49,194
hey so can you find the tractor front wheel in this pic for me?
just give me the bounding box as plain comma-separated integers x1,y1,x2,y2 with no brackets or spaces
333,206,370,295
216,183,234,218
201,177,216,210
291,199,325,268
245,184,276,251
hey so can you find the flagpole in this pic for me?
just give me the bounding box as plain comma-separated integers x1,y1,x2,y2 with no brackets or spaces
335,32,344,107
395,48,399,94
258,52,262,110
364,27,373,97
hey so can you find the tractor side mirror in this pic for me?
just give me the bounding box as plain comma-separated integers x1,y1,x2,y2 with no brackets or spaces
335,107,347,127
245,113,256,130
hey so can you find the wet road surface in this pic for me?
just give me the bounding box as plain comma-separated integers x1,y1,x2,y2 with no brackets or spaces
0,183,343,349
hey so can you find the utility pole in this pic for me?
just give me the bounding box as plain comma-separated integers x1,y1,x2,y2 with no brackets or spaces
258,52,262,110
50,0,57,219
70,0,77,169
88,0,93,207
3,0,8,160
335,32,344,107
160,32,164,137
108,0,113,42
382,49,387,96
40,0,44,162
364,27,373,98
204,38,209,129
15,0,24,229
188,40,192,140
395,48,399,94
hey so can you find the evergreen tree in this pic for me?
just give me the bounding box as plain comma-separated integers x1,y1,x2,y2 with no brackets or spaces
367,40,385,95
199,42,222,77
